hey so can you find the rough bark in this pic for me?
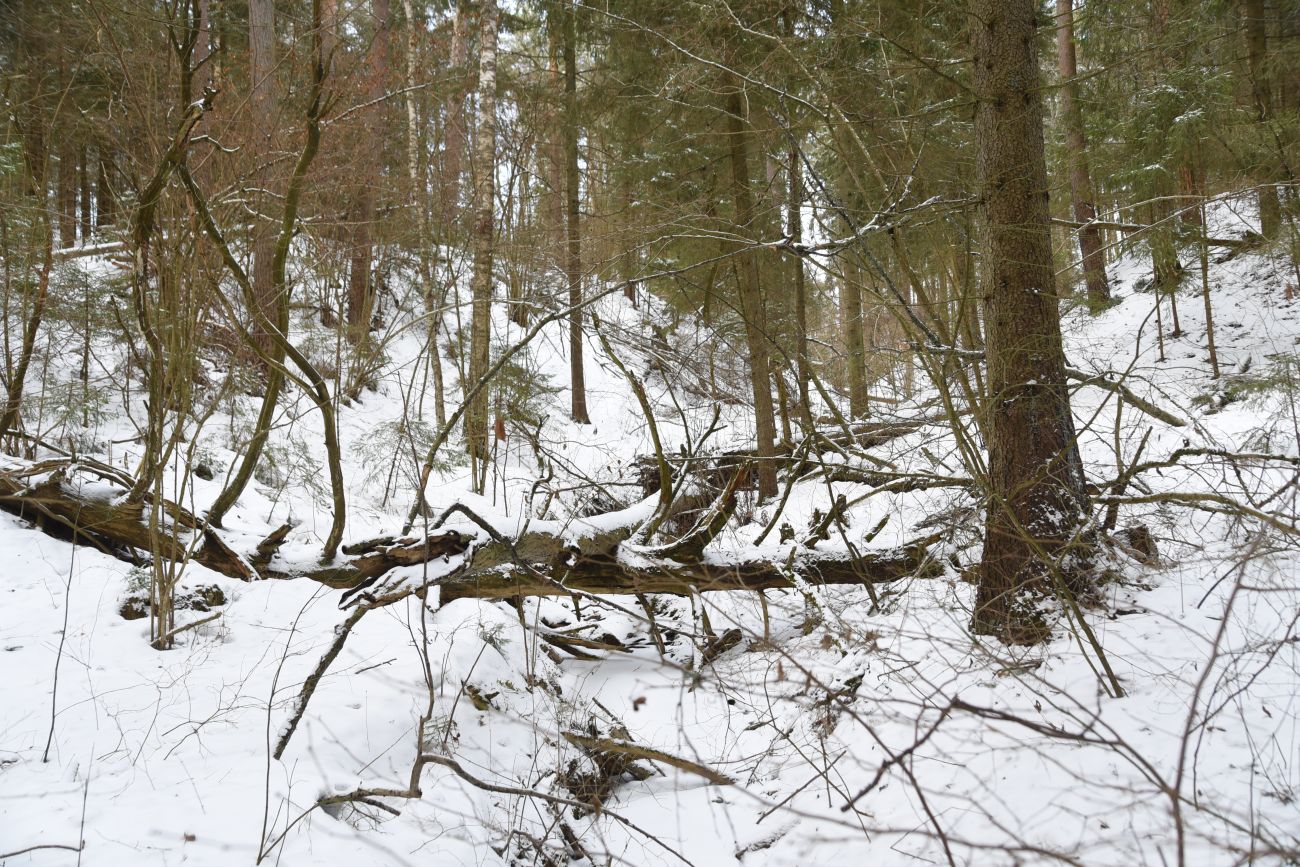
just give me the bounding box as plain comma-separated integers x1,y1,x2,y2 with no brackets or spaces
1055,0,1110,311
465,0,499,492
971,0,1088,644
722,75,778,499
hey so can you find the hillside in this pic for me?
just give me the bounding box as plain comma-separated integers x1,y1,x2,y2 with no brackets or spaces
2,196,1298,866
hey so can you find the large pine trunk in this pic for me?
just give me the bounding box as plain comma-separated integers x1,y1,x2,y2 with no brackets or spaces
465,0,499,493
1055,0,1110,312
971,0,1088,643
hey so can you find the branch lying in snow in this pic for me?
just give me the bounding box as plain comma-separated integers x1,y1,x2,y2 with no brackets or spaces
1050,216,1255,250
152,611,222,648
910,344,1189,429
273,576,447,760
0,843,85,860
1098,491,1300,538
1063,368,1187,427
53,240,129,260
562,732,734,786
0,459,259,580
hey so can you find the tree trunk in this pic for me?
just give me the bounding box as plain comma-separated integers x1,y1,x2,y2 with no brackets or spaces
0,236,53,435
722,75,778,500
971,0,1088,644
195,0,213,95
57,140,77,247
249,0,278,356
442,0,469,224
840,266,869,419
1055,0,1110,312
78,145,92,242
790,156,812,429
562,0,590,425
1244,0,1283,238
346,0,390,341
402,0,447,429
465,0,499,493
783,5,812,433
96,148,115,228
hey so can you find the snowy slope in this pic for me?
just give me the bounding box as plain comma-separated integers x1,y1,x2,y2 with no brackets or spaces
1,197,1298,865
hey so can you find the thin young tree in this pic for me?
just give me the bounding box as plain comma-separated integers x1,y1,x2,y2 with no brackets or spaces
561,0,589,425
465,0,499,493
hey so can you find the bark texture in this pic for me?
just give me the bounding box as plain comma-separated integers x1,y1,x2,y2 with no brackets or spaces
971,0,1088,643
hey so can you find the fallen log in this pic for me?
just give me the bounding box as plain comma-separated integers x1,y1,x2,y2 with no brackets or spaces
0,460,258,580
0,459,940,603
633,418,933,501
436,542,938,603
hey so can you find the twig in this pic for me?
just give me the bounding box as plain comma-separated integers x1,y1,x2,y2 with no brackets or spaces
0,842,85,859
152,611,222,647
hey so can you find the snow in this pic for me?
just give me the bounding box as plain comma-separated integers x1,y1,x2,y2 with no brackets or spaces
2,195,1298,865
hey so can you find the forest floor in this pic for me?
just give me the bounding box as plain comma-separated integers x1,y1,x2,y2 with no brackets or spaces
2,198,1299,866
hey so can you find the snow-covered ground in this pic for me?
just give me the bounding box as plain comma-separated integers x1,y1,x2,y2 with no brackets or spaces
2,199,1298,865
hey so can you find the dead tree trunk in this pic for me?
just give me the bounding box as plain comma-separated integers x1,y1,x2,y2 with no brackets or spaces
840,264,869,419
971,0,1088,644
0,460,938,600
